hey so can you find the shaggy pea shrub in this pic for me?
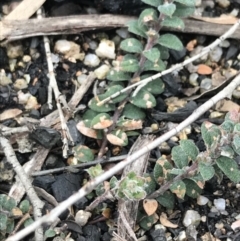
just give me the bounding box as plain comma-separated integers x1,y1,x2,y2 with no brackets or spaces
77,0,196,152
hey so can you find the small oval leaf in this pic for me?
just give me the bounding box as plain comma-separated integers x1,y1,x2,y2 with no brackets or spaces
120,38,143,54
107,130,128,146
130,90,156,109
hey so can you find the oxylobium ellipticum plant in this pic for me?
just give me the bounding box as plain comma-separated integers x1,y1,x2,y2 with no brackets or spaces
76,0,196,156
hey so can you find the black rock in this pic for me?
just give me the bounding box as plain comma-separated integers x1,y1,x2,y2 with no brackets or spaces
162,74,181,97
170,48,186,62
152,101,197,122
155,97,167,112
225,44,239,60
102,232,112,241
33,175,56,193
38,86,48,105
51,172,83,202
29,109,40,119
149,229,167,241
83,225,100,241
45,154,59,168
29,126,61,148
0,47,8,68
67,120,85,145
74,197,88,210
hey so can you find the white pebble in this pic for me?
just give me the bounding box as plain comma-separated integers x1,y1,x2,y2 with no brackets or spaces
84,54,100,67
178,231,187,241
88,40,98,50
209,46,223,62
219,40,230,48
75,210,91,226
7,42,24,59
14,78,28,90
189,73,199,86
200,78,212,91
94,64,110,79
77,74,88,85
183,210,201,227
214,198,226,211
197,195,209,206
96,39,116,59
216,0,230,8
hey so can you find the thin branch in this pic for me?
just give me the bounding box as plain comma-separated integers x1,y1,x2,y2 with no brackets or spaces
97,19,240,106
0,136,44,241
6,70,240,241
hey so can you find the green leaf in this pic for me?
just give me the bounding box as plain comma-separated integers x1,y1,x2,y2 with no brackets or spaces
82,109,98,120
184,179,202,198
234,123,240,133
139,214,155,231
143,48,160,63
220,145,234,158
123,103,146,120
153,157,173,183
216,156,240,183
106,69,131,81
180,140,199,160
158,33,183,51
127,20,147,38
213,164,224,184
141,0,163,7
107,129,128,146
44,229,56,238
95,183,105,196
0,195,16,212
72,144,94,163
174,0,196,6
88,98,115,112
120,55,139,73
158,3,176,17
161,16,185,30
116,116,143,131
143,59,166,72
0,214,7,231
130,90,156,109
86,164,104,178
143,174,157,195
19,200,30,214
173,3,195,17
77,120,103,139
156,191,175,209
169,168,185,175
170,180,186,199
91,113,113,129
110,176,118,189
138,8,158,27
198,162,215,181
156,45,169,60
24,218,34,227
221,120,235,132
6,219,14,234
103,85,128,104
120,38,143,53
141,75,165,95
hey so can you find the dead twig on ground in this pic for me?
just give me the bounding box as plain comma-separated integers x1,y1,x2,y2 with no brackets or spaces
0,136,44,241
1,15,240,42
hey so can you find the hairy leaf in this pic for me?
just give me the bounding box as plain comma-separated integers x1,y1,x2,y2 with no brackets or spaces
127,20,147,38
86,164,103,178
156,191,175,209
173,3,195,17
161,16,185,29
158,3,176,17
198,162,215,181
216,156,240,183
143,59,166,71
170,180,186,199
143,48,160,63
88,98,115,112
106,69,131,81
143,174,157,195
141,0,163,7
138,8,158,27
141,74,165,95
130,89,156,109
158,33,183,51
72,144,94,163
107,129,128,146
91,113,113,129
139,214,155,231
19,200,30,214
44,229,56,238
82,109,98,120
120,56,139,73
153,157,173,183
174,0,195,6
156,45,169,60
0,213,7,231
77,120,103,139
120,38,143,54
221,120,235,132
184,179,202,198
123,103,146,120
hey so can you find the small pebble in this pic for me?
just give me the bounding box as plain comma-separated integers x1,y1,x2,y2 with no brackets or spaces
183,210,201,227
216,0,230,8
189,73,199,86
0,70,12,86
200,78,212,91
75,210,92,226
197,64,213,75
197,195,209,206
214,198,226,211
94,64,110,79
178,230,187,241
190,46,208,63
209,46,223,62
219,40,230,48
22,55,31,63
7,42,24,59
88,40,98,50
14,78,28,90
201,0,215,8
95,39,116,59
230,8,239,17
77,74,88,85
84,53,100,67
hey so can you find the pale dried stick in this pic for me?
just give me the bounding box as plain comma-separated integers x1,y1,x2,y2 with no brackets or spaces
7,72,240,241
97,19,240,106
0,136,44,241
37,8,72,157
